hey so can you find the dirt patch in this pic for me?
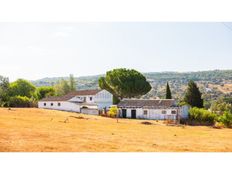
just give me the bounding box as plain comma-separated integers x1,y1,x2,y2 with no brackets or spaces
141,121,153,125
69,116,89,120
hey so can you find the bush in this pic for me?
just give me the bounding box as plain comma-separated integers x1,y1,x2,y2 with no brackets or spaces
217,112,232,128
9,96,31,107
213,122,225,129
189,107,217,125
107,106,118,117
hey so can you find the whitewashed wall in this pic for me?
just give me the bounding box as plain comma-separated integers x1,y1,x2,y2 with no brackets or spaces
94,90,113,109
119,108,179,120
38,101,80,112
69,95,95,103
81,108,99,115
179,105,189,118
38,90,113,113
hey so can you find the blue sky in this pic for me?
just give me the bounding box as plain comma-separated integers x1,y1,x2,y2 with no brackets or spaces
0,22,232,81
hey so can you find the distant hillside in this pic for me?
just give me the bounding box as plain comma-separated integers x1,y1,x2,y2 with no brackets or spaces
144,70,232,82
32,70,232,102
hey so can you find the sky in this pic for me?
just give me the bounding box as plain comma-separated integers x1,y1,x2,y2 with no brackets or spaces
0,22,232,81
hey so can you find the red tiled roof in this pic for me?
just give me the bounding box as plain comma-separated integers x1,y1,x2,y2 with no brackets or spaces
39,89,102,101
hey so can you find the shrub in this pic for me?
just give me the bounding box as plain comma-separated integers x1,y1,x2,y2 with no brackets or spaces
217,112,232,128
213,122,225,129
9,96,31,107
107,106,118,117
210,99,232,115
189,107,217,125
36,86,55,100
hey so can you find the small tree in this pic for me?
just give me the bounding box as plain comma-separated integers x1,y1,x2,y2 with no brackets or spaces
217,112,232,128
9,96,31,107
36,86,55,100
69,74,76,91
165,82,172,99
210,98,232,115
108,106,118,117
54,79,71,96
184,80,203,108
0,76,10,106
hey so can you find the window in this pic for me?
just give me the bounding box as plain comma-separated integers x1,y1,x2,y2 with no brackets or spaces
58,103,61,106
51,103,53,106
171,110,177,114
90,97,92,101
162,110,167,114
44,103,46,106
143,110,148,115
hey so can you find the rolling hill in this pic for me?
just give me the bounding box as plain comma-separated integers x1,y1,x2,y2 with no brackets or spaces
32,70,232,102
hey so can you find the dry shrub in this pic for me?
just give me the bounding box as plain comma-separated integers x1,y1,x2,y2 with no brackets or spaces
164,119,176,125
141,121,153,125
213,122,225,129
69,116,89,120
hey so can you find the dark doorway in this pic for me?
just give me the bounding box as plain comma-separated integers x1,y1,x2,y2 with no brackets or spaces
122,109,127,118
131,110,136,119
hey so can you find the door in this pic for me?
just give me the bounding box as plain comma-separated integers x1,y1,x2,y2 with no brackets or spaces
131,110,136,119
122,109,127,118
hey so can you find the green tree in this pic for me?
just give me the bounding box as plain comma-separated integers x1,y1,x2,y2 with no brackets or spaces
223,97,232,104
113,95,120,104
54,79,71,96
99,68,151,100
210,98,232,115
0,76,10,106
217,111,232,128
165,82,172,99
9,79,36,98
36,86,55,100
189,107,217,125
9,96,31,107
69,74,76,91
184,80,203,108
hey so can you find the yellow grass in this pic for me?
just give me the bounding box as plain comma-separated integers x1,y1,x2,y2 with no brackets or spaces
0,108,232,152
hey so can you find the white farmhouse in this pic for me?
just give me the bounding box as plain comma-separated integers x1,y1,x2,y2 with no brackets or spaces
38,89,113,115
117,99,189,120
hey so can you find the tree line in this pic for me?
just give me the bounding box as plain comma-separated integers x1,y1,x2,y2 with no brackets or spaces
0,74,76,107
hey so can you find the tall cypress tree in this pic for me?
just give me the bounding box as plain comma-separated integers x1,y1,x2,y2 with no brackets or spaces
184,80,203,108
69,74,76,91
166,82,172,99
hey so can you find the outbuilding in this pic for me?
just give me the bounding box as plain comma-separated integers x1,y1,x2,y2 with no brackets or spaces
117,99,189,120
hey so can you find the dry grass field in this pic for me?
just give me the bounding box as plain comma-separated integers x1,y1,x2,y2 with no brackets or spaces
0,108,232,152
209,83,232,94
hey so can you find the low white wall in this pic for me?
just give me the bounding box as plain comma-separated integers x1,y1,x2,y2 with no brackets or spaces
81,108,99,115
38,101,80,112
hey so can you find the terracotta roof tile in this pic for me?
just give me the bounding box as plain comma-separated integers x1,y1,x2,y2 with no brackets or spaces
40,89,102,101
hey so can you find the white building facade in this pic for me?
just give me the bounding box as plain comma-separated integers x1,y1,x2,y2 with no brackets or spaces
118,99,189,120
38,89,113,115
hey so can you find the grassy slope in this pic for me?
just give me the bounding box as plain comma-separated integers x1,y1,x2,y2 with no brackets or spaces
0,108,232,152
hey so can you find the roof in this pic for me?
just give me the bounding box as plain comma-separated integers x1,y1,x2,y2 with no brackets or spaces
117,99,176,109
40,89,102,102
